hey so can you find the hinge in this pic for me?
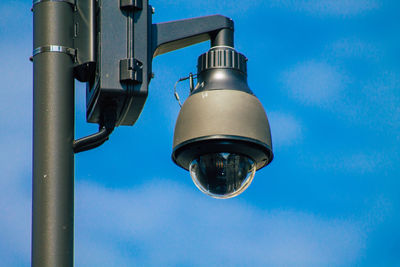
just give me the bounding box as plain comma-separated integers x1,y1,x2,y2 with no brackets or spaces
120,58,143,83
120,0,142,10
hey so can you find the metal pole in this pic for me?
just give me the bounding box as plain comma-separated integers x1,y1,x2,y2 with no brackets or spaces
32,1,75,266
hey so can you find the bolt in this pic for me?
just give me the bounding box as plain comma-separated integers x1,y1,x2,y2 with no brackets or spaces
151,72,155,79
151,7,155,14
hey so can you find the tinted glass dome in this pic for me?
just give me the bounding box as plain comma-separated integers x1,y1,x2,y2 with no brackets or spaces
189,152,256,199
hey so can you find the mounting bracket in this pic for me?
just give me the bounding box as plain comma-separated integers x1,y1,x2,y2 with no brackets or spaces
73,0,96,82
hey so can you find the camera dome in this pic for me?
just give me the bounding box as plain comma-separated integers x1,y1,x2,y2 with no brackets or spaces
189,152,256,199
172,47,273,198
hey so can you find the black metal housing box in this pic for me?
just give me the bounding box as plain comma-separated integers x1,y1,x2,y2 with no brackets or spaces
86,0,152,126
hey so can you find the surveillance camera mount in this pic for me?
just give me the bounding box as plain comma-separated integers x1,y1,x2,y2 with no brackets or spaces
32,1,273,264
73,0,238,153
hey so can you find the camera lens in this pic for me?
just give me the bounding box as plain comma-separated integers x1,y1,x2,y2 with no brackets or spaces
189,152,256,199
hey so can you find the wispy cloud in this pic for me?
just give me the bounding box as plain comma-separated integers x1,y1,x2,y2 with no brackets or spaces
75,180,365,266
280,61,346,108
280,41,399,135
268,111,304,148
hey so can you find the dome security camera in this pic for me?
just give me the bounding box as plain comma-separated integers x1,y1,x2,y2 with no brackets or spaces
72,10,273,198
172,46,274,199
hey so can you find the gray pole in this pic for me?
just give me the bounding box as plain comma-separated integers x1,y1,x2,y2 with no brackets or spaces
32,1,75,266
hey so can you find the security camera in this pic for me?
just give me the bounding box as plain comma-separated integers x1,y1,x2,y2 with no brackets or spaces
172,46,273,199
71,3,274,198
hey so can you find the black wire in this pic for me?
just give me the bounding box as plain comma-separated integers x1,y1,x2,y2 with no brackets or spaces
73,105,117,153
73,126,113,153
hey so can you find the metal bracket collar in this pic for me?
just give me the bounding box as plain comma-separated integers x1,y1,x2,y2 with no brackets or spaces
33,0,75,6
32,45,77,60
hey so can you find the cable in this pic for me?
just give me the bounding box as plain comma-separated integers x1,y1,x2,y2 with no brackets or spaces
174,72,197,108
73,105,117,153
73,126,112,153
174,80,183,108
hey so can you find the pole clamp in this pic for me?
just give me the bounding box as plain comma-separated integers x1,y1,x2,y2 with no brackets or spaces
32,45,77,59
33,0,75,6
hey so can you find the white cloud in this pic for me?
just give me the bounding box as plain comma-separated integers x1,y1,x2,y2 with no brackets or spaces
268,111,304,148
280,44,399,136
281,61,346,107
0,138,379,267
74,180,365,266
271,0,381,17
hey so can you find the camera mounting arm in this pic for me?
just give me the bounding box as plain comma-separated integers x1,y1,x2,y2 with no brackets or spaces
75,1,237,153
152,15,234,57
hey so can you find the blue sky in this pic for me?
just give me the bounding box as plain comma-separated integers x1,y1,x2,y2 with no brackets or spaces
1,0,399,266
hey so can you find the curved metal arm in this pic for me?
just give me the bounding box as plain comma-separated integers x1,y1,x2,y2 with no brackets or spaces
152,15,234,57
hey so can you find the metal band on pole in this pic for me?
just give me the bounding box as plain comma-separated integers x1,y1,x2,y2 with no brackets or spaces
33,45,77,59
